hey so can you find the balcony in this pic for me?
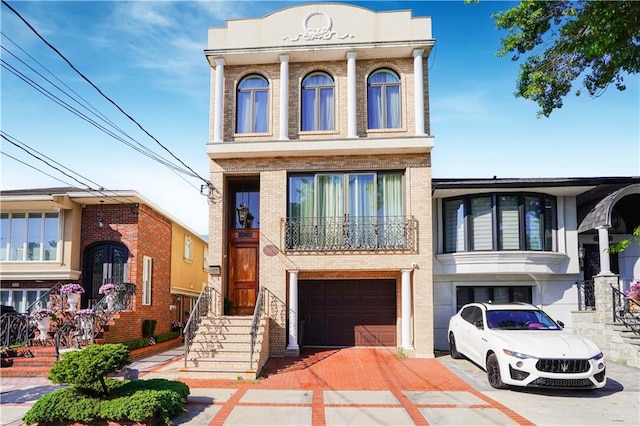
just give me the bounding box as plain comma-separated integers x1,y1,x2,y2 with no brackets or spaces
283,216,417,252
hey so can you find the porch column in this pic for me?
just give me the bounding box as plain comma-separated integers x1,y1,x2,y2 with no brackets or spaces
287,270,299,351
213,58,225,142
401,268,413,350
347,51,357,138
597,226,612,274
279,55,289,140
412,49,425,136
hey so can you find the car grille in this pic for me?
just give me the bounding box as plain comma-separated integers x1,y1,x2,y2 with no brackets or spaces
536,358,590,373
528,377,595,388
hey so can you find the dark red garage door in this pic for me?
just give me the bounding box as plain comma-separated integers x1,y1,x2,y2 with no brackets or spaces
299,279,397,347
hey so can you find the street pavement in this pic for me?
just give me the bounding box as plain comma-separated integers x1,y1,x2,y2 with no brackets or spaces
1,346,638,425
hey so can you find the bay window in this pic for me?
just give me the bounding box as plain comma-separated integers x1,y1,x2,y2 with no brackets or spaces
1,212,59,261
301,72,335,131
287,172,408,250
443,193,556,253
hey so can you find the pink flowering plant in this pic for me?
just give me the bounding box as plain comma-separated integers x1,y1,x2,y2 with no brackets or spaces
626,281,640,302
98,283,122,295
30,308,57,321
59,283,85,294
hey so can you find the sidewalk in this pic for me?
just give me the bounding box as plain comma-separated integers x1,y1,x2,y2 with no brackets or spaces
1,346,533,425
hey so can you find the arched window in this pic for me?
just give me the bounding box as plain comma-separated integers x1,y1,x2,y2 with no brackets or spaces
301,72,334,131
367,69,401,129
236,75,268,133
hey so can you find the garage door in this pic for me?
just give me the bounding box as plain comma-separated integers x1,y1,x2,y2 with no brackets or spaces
299,279,397,347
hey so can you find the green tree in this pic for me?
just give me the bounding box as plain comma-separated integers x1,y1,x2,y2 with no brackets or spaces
608,225,640,254
492,0,640,117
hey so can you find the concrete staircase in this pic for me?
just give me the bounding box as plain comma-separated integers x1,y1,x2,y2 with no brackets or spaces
182,315,269,379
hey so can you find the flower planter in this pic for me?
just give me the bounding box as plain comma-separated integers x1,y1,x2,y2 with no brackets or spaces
628,300,640,313
106,293,117,311
36,317,52,341
67,292,81,312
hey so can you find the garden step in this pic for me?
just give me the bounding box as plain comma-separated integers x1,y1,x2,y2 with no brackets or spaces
178,365,258,380
2,356,57,367
0,366,51,377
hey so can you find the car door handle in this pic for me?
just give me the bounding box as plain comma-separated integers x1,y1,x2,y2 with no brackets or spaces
482,338,487,342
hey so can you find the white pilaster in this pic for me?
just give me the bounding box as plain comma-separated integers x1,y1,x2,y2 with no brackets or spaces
597,226,612,274
287,270,299,351
347,52,357,138
412,49,425,136
279,55,289,140
401,268,413,350
213,58,225,142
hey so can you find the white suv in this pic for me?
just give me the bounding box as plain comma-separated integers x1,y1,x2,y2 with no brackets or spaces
447,302,606,389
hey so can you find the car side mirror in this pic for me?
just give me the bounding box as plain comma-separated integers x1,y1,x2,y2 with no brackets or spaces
474,321,484,330
557,320,565,328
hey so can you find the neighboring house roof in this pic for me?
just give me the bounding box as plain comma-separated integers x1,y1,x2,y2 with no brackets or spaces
0,187,207,244
577,183,640,233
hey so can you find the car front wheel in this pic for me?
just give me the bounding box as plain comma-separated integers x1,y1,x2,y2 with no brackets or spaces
449,333,464,359
486,353,507,389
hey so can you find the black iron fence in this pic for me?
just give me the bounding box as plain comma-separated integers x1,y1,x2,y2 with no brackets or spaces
576,280,595,311
283,215,417,252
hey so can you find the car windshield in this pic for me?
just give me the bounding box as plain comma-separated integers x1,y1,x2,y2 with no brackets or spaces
486,309,561,330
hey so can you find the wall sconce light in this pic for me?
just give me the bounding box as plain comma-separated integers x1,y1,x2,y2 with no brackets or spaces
97,213,104,228
578,243,585,270
209,265,221,276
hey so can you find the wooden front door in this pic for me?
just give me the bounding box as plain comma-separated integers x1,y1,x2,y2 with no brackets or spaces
228,229,259,315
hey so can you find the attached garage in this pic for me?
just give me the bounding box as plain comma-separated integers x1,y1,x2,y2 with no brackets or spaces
299,279,397,347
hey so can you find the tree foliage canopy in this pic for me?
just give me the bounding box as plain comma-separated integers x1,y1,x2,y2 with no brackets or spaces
493,0,640,117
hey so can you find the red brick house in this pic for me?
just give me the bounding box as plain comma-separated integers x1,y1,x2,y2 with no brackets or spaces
0,187,207,344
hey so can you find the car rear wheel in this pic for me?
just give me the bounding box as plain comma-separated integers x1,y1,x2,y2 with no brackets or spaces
449,333,464,359
486,353,507,389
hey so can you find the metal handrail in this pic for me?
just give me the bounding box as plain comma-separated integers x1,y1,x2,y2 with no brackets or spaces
53,285,135,359
183,286,221,367
0,312,30,349
611,284,640,335
249,286,266,370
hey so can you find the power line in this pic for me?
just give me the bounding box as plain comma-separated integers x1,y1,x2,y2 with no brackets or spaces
1,0,211,189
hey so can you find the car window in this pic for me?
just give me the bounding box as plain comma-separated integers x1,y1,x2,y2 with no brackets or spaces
486,309,560,330
461,306,484,328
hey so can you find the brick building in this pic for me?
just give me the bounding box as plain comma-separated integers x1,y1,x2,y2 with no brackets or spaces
205,4,435,357
0,187,208,340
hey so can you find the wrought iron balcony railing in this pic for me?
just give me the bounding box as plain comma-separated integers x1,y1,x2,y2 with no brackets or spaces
283,215,417,252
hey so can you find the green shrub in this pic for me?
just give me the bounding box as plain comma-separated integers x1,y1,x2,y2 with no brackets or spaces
121,337,149,352
142,319,157,338
156,331,180,343
48,343,130,396
23,378,189,425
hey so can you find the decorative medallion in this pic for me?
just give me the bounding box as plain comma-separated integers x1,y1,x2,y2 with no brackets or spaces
283,11,354,42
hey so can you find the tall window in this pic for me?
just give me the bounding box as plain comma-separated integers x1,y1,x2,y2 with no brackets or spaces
1,212,59,261
236,74,268,133
184,235,193,261
142,256,152,306
443,193,556,253
288,172,405,250
301,72,334,131
367,69,401,129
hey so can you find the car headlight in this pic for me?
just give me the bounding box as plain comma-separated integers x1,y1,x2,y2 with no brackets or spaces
503,349,536,360
591,352,604,361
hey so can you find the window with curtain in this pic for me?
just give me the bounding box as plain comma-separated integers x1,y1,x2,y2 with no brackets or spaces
142,256,152,306
442,193,555,253
236,74,268,133
288,172,405,250
301,72,334,131
367,69,401,129
1,212,59,262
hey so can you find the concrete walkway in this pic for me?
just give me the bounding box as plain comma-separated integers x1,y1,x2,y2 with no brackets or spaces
1,346,637,425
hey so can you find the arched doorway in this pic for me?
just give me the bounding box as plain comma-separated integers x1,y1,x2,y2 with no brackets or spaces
83,242,129,307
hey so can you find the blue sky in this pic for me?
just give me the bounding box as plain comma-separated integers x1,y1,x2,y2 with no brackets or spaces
2,0,639,235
